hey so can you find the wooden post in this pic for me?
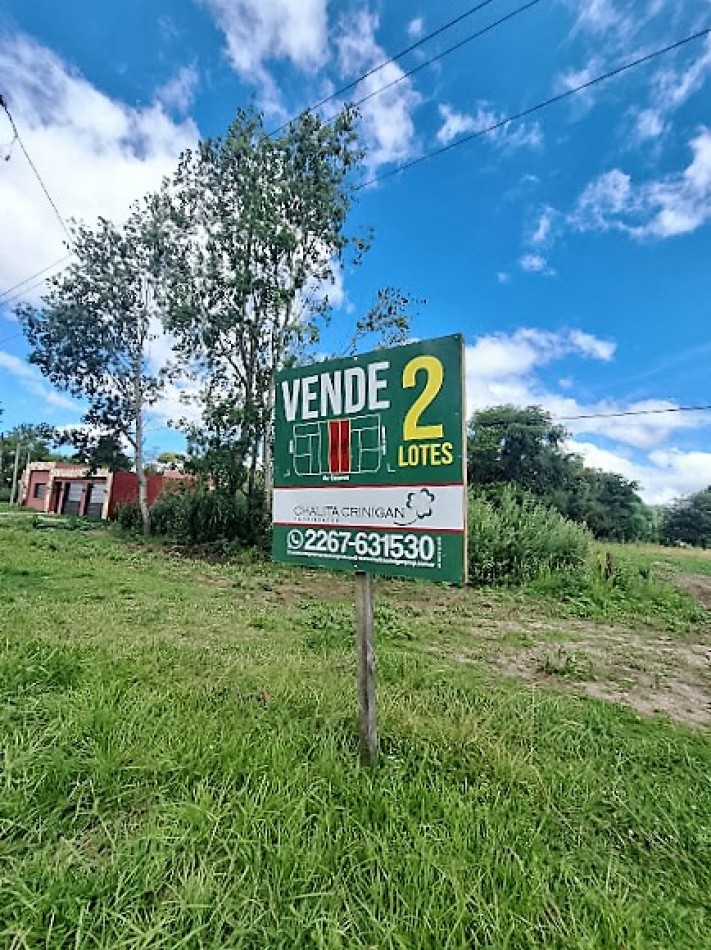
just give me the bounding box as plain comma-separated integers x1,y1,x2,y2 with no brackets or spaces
355,571,377,767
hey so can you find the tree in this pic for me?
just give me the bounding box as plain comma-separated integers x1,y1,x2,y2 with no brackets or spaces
0,423,63,502
662,487,711,548
468,406,570,496
18,200,172,534
579,470,654,542
163,106,412,510
155,451,186,472
56,429,133,473
467,404,654,542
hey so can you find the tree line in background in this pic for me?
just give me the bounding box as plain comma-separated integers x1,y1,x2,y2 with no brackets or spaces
7,101,709,551
4,398,710,551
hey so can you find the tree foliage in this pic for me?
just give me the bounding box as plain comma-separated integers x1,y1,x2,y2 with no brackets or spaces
662,487,711,548
162,106,412,508
0,423,63,500
18,200,172,534
56,429,133,473
468,405,655,542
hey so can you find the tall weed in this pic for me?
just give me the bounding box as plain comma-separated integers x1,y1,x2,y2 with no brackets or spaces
468,486,590,585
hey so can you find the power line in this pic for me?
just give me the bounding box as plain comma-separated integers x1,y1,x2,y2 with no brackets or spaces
0,93,71,238
352,0,544,113
271,0,502,135
475,405,711,427
0,256,71,303
558,405,711,422
0,4,513,302
361,27,711,188
0,274,59,312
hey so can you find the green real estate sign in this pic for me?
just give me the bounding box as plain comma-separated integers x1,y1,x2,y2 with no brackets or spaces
272,334,467,583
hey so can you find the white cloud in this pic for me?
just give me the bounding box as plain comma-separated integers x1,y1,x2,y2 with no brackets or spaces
466,328,614,391
436,104,481,145
0,34,198,300
557,58,603,94
0,349,78,412
530,206,556,245
464,325,711,502
571,0,624,35
574,169,633,230
519,253,554,275
633,108,665,142
568,330,615,362
407,17,424,40
496,271,510,284
572,128,711,239
155,64,199,114
336,10,421,173
557,4,711,127
436,102,543,151
570,440,711,505
202,0,328,114
651,34,711,118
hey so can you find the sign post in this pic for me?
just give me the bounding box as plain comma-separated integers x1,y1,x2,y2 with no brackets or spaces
273,334,466,765
355,571,377,766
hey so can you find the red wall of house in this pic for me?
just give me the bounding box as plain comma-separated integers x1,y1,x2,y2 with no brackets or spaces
107,473,182,518
24,470,49,510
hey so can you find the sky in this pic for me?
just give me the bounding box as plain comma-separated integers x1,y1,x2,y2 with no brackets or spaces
0,0,710,504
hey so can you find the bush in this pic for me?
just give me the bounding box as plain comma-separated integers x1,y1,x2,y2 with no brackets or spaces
149,487,270,549
468,485,590,585
113,502,143,531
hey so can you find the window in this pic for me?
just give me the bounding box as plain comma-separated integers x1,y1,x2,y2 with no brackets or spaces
33,481,47,500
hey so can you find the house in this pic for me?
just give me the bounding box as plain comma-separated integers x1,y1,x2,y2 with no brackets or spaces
21,461,188,520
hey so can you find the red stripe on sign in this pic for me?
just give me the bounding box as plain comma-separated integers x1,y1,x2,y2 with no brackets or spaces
273,521,465,534
339,420,351,474
328,420,340,473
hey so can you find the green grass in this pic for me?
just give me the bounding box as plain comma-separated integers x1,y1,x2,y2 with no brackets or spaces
617,541,711,578
1,519,711,947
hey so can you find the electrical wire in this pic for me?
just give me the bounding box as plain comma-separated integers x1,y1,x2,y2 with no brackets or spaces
0,93,71,237
351,0,544,112
0,256,71,303
474,405,711,426
558,405,711,422
270,0,503,135
360,27,711,188
0,274,61,313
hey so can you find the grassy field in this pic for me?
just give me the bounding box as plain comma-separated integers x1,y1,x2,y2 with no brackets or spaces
1,511,711,947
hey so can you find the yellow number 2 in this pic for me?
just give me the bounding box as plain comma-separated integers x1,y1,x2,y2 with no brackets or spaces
402,356,444,441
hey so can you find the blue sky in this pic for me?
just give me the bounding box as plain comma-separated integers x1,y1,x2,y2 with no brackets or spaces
1,0,710,502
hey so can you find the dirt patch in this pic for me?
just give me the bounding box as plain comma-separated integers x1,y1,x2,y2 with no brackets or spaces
673,572,711,610
469,619,711,730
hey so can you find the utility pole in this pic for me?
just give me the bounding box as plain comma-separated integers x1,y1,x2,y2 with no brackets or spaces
10,442,21,505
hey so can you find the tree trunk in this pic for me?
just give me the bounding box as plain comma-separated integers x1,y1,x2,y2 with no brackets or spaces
133,369,151,536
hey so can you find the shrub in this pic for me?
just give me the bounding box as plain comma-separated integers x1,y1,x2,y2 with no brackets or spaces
113,502,143,531
468,485,590,585
149,487,270,549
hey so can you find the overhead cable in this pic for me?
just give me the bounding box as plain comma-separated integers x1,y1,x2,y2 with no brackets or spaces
0,93,71,238
361,27,711,188
270,0,503,134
